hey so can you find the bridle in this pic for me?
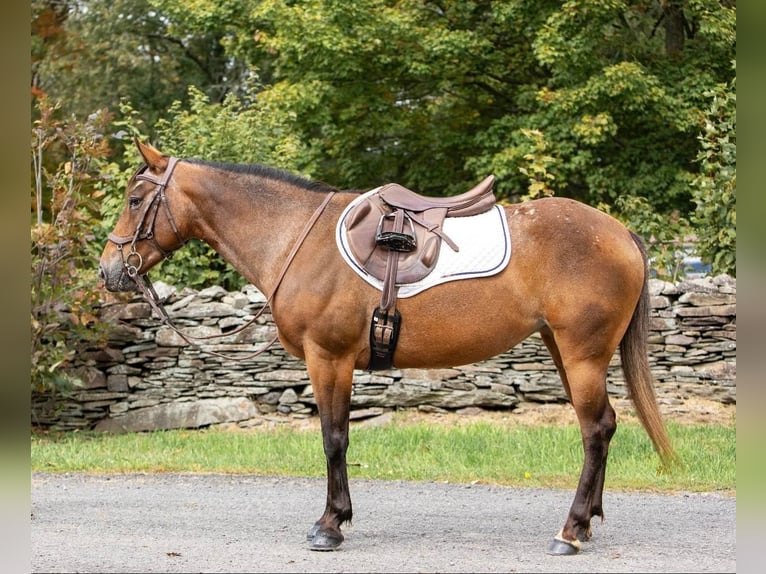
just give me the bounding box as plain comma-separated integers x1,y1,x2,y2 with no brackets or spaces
106,156,337,361
107,156,186,278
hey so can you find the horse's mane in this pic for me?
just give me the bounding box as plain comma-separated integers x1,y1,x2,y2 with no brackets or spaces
186,158,338,194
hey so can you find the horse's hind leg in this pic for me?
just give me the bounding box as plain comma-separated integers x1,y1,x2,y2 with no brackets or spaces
304,353,355,551
541,329,617,555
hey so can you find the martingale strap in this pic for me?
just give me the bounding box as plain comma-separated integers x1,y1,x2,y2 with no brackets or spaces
132,191,337,362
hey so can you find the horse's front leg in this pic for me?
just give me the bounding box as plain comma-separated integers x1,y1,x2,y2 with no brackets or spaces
304,353,355,551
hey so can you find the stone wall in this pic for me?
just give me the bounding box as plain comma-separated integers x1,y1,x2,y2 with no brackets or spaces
32,275,736,432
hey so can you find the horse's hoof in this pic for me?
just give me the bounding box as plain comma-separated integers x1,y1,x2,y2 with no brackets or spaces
546,530,582,555
308,530,344,552
307,522,320,541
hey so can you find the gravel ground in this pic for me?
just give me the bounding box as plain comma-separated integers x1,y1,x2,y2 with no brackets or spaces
31,472,735,573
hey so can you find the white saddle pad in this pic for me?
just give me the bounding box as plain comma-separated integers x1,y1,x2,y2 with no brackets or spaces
336,188,512,298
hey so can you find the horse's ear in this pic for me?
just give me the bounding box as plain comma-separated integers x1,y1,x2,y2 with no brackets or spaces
135,138,169,171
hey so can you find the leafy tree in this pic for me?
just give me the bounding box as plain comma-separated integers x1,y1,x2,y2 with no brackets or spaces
241,0,734,269
238,0,556,194
474,0,735,202
469,0,735,270
32,0,252,130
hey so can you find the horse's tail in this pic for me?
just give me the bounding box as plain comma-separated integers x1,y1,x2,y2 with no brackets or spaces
621,232,676,466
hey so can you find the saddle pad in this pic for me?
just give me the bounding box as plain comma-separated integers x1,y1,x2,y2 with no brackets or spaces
336,188,512,298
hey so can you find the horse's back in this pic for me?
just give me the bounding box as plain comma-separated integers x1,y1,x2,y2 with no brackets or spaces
374,197,646,368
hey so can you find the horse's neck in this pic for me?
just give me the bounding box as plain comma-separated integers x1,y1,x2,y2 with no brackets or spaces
189,174,328,296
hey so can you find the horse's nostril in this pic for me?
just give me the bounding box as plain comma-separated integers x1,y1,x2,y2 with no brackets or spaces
98,265,106,282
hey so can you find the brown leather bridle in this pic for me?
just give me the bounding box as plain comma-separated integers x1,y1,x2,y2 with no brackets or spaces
107,156,186,278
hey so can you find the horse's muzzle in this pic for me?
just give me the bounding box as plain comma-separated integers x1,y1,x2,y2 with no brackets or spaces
98,262,140,293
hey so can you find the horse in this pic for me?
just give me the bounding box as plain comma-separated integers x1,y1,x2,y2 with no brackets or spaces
98,140,675,555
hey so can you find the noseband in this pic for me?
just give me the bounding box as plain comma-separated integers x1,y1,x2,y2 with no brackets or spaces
107,156,186,277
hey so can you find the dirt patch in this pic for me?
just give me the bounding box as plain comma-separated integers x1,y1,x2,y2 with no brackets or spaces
361,397,735,429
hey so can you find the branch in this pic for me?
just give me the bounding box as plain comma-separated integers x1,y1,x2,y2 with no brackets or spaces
142,32,216,85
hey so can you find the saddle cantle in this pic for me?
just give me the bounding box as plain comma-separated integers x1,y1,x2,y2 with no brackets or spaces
343,175,497,370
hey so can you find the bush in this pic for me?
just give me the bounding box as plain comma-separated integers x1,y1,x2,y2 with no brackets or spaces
690,70,736,277
31,97,115,393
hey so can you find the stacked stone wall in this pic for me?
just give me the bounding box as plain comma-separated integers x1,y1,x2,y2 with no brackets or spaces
32,275,736,432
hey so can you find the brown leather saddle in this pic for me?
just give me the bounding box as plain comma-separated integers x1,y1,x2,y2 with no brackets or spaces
343,175,497,370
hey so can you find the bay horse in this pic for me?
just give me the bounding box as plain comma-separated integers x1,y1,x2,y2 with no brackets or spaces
98,140,674,555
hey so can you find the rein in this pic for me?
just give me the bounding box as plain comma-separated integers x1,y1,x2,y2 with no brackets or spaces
137,191,336,361
111,156,337,361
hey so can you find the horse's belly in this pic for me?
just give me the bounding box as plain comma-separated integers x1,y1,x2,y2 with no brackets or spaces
387,286,540,369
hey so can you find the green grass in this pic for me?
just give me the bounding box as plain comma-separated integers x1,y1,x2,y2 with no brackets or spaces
31,419,735,493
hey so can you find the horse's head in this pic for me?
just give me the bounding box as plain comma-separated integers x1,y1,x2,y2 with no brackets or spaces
98,140,189,292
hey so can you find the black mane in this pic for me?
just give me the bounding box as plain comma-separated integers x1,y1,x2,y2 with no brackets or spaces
186,158,338,193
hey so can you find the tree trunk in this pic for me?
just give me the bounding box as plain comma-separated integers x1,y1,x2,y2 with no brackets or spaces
663,1,686,57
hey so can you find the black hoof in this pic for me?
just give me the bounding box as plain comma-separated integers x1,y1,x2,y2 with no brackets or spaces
308,530,343,552
547,536,581,555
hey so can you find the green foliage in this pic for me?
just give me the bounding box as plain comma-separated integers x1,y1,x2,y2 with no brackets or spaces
517,129,558,201
100,84,317,291
249,0,549,194
152,83,312,170
32,0,736,295
31,97,114,393
690,70,736,276
602,195,693,282
32,0,252,126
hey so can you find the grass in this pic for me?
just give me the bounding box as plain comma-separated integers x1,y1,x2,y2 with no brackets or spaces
31,417,735,494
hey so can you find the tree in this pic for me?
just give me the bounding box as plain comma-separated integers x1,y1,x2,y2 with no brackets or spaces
469,0,735,270
32,0,253,130
245,0,557,195
246,1,734,212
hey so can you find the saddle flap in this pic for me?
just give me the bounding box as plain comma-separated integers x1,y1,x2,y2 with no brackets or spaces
344,195,440,284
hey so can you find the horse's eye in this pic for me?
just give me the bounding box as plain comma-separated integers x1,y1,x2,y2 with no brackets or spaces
128,196,142,209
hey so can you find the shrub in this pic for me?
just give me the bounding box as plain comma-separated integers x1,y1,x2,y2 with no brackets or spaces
31,97,115,393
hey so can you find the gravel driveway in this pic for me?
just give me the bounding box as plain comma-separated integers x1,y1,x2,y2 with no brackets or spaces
31,472,735,573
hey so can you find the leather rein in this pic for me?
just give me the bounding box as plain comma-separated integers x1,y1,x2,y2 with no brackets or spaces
108,157,336,361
